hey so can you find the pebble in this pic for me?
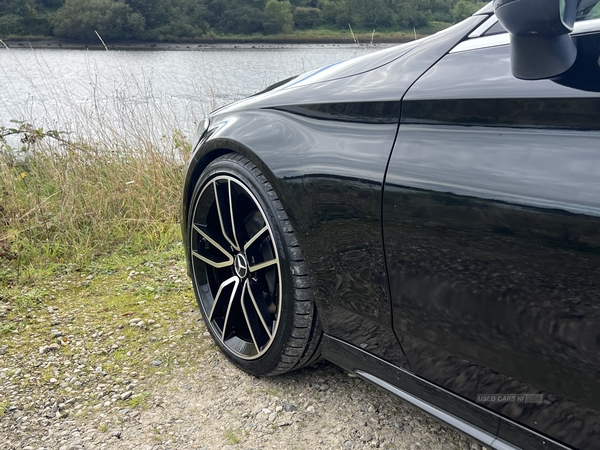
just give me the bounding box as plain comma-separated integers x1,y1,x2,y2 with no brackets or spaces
149,360,163,367
282,402,297,412
120,391,133,401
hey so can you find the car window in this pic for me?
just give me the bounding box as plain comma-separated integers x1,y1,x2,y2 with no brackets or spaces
482,20,506,36
577,0,600,20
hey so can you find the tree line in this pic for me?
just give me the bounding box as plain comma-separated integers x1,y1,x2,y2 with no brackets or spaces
0,0,487,42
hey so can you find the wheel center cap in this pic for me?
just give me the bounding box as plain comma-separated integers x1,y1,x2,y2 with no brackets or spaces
234,253,249,279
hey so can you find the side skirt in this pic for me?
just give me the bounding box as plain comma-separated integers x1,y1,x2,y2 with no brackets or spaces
322,335,571,450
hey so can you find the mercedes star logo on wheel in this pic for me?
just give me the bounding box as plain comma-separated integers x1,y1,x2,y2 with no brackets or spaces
234,253,249,279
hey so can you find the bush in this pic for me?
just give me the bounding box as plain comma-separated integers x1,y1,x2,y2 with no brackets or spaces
293,7,320,29
218,5,264,34
51,0,146,41
263,0,293,34
0,14,25,37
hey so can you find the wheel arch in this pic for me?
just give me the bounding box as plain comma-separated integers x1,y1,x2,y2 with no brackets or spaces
182,136,292,281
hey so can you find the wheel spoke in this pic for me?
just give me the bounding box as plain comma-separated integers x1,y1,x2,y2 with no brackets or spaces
221,276,241,341
247,279,274,339
243,225,269,253
192,223,234,268
228,180,242,251
214,180,240,252
209,276,238,321
240,280,261,353
249,258,278,273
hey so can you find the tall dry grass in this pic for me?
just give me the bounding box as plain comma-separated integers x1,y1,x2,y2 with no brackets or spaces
0,121,192,283
0,46,202,283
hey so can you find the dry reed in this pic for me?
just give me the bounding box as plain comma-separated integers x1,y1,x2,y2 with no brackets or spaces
0,46,200,283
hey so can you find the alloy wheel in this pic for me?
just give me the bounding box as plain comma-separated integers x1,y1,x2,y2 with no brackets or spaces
190,175,282,360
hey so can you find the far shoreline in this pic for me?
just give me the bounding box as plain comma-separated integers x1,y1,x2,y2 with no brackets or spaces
1,35,418,51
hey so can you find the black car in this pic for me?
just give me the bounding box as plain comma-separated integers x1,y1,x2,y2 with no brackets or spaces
181,1,600,449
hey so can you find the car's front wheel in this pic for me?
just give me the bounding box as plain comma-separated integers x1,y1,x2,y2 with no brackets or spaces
187,153,322,376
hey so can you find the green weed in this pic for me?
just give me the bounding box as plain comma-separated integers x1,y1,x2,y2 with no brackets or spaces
223,428,241,444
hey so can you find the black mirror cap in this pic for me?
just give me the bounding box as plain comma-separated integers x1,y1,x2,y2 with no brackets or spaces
494,0,578,80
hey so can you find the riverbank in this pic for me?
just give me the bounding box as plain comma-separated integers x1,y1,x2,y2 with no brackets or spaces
1,39,407,51
0,27,436,51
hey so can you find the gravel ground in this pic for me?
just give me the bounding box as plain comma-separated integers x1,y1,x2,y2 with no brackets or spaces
0,251,483,450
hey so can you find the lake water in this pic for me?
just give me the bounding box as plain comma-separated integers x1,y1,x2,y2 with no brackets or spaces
0,45,387,145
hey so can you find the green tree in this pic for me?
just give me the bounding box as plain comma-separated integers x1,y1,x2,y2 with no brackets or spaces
37,0,66,7
220,5,264,33
204,0,263,34
263,0,293,34
0,0,24,15
51,0,145,41
318,0,350,28
428,0,455,23
0,14,25,37
452,0,486,22
293,6,320,28
394,0,430,28
126,0,172,28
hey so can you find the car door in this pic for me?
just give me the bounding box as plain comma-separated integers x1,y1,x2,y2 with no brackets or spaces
383,13,600,450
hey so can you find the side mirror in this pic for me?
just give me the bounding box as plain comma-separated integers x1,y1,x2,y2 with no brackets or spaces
494,0,578,80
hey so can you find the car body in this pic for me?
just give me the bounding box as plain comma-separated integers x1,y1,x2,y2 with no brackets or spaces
182,2,600,449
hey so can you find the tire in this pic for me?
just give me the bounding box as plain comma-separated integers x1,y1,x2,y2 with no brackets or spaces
187,153,322,376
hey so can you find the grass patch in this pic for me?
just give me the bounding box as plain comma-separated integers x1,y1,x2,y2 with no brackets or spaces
223,428,242,444
0,323,14,334
127,392,150,409
0,401,8,417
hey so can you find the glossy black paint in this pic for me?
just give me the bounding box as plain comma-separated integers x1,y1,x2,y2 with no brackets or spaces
385,37,600,448
181,10,600,450
182,15,488,370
